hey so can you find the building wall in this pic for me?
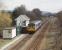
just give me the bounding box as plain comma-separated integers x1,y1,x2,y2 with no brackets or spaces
26,20,30,27
3,28,16,38
16,20,29,27
3,29,12,38
16,19,20,26
12,28,16,38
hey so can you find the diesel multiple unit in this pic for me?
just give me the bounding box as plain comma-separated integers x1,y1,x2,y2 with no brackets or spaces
26,20,41,33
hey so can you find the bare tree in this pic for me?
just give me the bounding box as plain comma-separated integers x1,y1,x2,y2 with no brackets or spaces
32,8,42,20
12,5,27,25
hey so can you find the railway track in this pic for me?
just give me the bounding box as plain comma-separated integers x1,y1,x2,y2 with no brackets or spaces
38,17,60,50
9,20,50,50
8,22,48,50
9,34,33,50
18,17,59,50
47,17,60,50
19,21,50,50
0,17,60,50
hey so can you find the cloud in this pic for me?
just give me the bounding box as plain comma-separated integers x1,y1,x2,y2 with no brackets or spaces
0,0,62,13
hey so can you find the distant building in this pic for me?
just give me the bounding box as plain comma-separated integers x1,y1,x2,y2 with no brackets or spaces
15,15,30,34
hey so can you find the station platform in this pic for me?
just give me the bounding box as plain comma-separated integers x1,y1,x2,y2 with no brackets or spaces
0,34,29,50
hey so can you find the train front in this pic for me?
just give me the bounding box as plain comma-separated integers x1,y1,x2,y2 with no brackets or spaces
26,23,35,33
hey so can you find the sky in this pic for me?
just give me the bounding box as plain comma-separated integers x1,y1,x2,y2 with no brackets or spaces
0,0,62,13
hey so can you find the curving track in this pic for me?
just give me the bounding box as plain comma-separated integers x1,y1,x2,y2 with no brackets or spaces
9,17,59,50
18,21,50,50
38,17,60,50
8,34,32,50
8,20,49,50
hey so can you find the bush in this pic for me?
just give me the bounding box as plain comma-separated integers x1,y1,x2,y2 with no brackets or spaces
0,11,12,36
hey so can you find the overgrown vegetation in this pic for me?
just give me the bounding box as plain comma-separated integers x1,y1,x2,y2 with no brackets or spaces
56,11,62,22
0,11,12,36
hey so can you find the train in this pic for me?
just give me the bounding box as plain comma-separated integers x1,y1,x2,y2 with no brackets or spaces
26,20,41,33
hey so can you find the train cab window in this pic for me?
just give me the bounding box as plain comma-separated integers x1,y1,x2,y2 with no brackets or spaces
28,23,34,28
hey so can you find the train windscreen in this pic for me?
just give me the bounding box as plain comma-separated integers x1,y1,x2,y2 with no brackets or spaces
28,23,35,28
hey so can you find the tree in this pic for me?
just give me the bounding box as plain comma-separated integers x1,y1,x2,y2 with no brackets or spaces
0,11,12,36
12,6,42,25
32,8,42,20
12,5,27,25
12,5,26,19
26,11,36,20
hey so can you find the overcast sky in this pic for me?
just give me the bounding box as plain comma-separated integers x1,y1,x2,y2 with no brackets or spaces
0,0,62,13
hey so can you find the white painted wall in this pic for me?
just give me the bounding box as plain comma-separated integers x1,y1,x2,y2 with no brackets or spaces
16,19,22,26
21,20,29,27
26,20,30,27
3,28,16,38
3,30,11,38
15,15,30,27
12,28,16,38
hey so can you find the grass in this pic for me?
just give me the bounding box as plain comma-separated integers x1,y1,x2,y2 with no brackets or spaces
0,39,12,48
0,34,20,49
